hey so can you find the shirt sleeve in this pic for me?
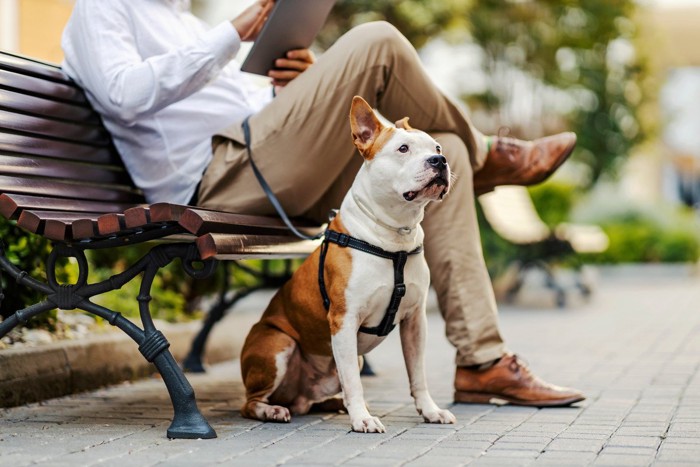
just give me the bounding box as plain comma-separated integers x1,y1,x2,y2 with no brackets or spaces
61,0,241,124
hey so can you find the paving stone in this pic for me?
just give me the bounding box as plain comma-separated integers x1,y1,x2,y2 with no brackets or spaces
593,453,656,466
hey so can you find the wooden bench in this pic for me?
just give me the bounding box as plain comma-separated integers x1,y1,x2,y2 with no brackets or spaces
0,50,323,439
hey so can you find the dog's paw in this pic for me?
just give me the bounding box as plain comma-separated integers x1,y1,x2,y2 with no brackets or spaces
263,405,291,423
422,409,456,425
351,416,386,433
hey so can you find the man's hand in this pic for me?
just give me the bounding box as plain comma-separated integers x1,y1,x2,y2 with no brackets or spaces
269,49,316,90
232,0,274,41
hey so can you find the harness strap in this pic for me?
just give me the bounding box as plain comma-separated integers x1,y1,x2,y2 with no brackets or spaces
319,229,423,337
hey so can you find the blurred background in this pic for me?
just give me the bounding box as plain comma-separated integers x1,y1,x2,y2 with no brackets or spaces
1,0,700,327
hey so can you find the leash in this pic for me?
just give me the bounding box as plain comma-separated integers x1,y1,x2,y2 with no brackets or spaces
242,117,324,241
242,117,423,337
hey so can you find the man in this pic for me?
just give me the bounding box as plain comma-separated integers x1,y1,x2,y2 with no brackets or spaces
62,0,584,407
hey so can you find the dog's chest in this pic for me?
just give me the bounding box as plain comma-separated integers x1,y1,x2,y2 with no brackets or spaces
344,246,429,351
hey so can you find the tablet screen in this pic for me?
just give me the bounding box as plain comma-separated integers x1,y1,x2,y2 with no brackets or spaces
241,0,337,76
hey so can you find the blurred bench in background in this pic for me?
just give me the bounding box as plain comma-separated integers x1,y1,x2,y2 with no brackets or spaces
479,185,609,307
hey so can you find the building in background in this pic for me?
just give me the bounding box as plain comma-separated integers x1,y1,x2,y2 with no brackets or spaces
0,0,74,63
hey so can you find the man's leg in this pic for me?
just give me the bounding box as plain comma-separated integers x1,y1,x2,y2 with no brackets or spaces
424,133,584,407
422,133,505,366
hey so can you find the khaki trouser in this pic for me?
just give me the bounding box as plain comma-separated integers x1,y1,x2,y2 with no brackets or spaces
198,21,506,366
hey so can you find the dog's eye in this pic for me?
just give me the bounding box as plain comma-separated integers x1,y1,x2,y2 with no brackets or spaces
436,145,442,154
398,144,409,153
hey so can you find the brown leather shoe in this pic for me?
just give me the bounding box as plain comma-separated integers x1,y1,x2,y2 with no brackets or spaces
454,354,585,407
474,132,577,196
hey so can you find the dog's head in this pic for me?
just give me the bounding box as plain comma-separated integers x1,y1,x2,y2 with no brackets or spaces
349,96,451,205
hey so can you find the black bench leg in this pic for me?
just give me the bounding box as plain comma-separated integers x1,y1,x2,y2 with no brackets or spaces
137,245,218,439
183,260,293,373
183,263,255,373
154,350,216,439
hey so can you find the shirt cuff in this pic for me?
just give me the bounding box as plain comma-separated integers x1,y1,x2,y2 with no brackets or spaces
201,21,241,68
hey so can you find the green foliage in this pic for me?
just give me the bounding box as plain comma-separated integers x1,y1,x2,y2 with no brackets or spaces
580,209,700,264
0,218,62,330
528,182,579,227
467,0,649,185
319,0,472,49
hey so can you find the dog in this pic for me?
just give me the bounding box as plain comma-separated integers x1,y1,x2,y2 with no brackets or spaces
240,96,456,433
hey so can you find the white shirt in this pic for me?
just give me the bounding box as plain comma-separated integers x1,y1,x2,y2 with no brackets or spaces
61,0,273,204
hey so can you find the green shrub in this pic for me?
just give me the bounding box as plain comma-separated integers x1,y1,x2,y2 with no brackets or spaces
528,182,579,227
0,218,66,330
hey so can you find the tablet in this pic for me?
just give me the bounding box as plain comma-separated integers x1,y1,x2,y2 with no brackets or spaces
241,0,337,76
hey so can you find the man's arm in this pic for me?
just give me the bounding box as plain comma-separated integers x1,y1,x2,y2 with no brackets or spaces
62,0,270,123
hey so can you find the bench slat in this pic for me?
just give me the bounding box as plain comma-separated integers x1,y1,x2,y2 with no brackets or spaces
0,51,74,86
97,213,126,236
0,175,143,204
0,132,121,166
0,193,138,220
124,206,150,229
0,69,88,107
196,233,321,260
0,109,109,146
149,203,189,223
17,209,101,237
0,84,97,123
0,154,133,185
179,208,322,237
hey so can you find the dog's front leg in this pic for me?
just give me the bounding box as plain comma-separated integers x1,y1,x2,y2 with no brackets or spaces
400,308,456,424
331,315,385,433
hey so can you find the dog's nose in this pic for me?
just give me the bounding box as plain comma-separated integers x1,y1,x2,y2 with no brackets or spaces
427,155,447,169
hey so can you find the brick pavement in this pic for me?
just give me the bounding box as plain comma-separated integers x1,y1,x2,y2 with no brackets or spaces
1,267,699,466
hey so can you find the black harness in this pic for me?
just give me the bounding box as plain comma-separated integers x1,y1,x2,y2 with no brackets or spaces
318,229,423,337
242,117,423,337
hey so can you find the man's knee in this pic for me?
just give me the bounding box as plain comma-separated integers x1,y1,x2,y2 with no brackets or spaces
342,21,413,59
432,132,473,182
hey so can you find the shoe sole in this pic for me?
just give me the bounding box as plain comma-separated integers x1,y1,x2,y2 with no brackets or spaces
454,390,585,408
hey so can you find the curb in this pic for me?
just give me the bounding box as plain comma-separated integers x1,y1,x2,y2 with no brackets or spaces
0,295,267,408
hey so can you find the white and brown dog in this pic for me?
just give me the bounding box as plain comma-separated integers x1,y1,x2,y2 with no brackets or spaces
240,96,456,433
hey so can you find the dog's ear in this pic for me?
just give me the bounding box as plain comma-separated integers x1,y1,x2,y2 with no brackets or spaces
395,117,413,130
350,96,384,158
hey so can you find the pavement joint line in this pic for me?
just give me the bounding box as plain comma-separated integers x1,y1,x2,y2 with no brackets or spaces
398,428,465,466
653,348,700,462
218,417,326,462
278,429,346,465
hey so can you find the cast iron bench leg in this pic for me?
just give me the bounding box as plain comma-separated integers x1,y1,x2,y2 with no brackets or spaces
0,242,217,439
183,260,293,373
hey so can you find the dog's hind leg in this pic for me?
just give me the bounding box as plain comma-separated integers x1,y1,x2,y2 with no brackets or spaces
240,321,298,423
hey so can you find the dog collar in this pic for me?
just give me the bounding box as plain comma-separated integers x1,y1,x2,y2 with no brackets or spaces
351,191,416,236
318,229,423,337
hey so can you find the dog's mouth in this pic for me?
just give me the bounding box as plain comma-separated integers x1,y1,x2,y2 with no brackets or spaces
403,176,450,202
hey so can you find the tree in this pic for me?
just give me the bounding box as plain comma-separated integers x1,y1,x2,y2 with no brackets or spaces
322,0,651,186
467,0,649,185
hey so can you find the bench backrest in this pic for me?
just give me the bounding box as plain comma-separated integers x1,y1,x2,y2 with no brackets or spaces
0,50,145,219
0,50,322,256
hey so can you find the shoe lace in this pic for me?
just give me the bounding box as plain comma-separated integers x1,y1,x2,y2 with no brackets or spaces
509,354,530,373
493,127,520,155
